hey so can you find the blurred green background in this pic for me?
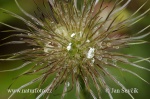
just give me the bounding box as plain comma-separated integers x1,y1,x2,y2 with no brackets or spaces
0,0,150,99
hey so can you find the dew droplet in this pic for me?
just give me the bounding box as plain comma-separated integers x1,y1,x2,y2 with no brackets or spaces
99,56,102,60
33,48,35,50
67,43,72,51
92,58,95,64
31,17,34,20
13,53,16,56
48,90,52,93
56,73,59,76
87,47,95,59
117,81,120,84
107,42,111,47
104,59,108,64
67,82,70,87
121,69,125,71
99,42,103,48
79,31,83,37
73,67,77,73
35,22,39,25
71,33,76,38
105,88,110,93
112,59,117,66
109,55,112,58
86,39,90,43
63,76,66,79
40,63,44,65
28,33,32,36
20,38,23,40
83,5,85,8
113,46,119,49
104,68,108,71
85,77,87,82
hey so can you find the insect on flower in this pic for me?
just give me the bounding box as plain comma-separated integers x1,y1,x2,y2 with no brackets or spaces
0,0,150,99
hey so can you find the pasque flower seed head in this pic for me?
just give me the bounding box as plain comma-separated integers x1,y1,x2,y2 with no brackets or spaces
0,0,150,99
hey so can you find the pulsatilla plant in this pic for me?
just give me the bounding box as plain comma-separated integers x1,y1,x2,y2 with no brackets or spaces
0,0,150,99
